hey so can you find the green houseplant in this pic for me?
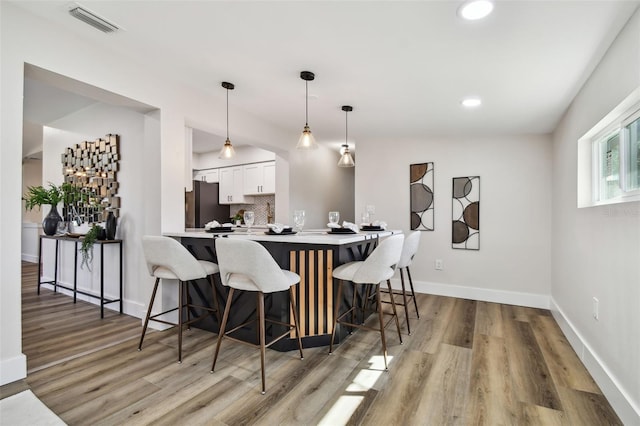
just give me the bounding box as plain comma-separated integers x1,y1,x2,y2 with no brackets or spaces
23,182,64,235
80,224,105,269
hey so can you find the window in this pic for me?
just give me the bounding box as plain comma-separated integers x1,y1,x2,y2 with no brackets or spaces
626,115,640,191
593,110,640,203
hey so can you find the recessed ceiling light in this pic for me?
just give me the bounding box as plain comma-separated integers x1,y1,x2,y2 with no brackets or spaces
461,97,482,108
458,0,494,20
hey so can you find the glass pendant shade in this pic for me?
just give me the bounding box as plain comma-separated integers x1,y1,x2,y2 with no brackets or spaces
219,138,235,159
297,71,318,150
297,125,318,150
338,147,355,167
219,81,235,159
338,105,355,167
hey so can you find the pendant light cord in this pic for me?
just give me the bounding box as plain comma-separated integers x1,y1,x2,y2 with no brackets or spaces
226,87,229,140
345,108,348,145
305,80,309,126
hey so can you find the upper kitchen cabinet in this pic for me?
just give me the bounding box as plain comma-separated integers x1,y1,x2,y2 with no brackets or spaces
193,169,219,183
219,166,254,204
243,161,275,195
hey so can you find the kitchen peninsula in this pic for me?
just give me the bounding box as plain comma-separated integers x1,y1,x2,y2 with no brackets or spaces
165,229,398,350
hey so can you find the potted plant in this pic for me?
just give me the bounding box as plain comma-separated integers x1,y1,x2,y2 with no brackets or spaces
23,182,64,236
80,223,105,269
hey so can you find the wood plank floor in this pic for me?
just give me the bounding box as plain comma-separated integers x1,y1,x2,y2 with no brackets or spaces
5,262,621,425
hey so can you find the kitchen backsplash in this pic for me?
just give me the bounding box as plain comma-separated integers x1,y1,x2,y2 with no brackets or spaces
232,195,275,225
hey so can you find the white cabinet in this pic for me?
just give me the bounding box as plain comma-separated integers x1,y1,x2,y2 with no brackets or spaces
219,167,253,204
243,161,275,195
193,169,219,183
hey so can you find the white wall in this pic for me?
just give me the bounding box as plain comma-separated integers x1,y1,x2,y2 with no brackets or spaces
289,145,355,228
39,103,159,317
357,135,552,307
550,10,640,424
193,145,275,170
0,2,291,385
21,158,43,223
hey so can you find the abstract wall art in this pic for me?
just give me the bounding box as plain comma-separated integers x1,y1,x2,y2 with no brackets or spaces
452,176,480,250
61,134,121,223
410,162,434,231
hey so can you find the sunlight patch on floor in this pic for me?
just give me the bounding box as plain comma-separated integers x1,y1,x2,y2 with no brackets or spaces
319,355,393,425
318,395,364,425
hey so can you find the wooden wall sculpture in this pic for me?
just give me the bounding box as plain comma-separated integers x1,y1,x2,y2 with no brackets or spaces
61,134,120,223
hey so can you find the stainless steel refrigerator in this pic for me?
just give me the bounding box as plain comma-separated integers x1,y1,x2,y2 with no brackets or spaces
185,181,231,228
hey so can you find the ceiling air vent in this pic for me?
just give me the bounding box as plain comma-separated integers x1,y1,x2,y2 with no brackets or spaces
69,6,119,33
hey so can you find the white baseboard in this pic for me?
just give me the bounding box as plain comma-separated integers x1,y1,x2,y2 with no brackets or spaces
21,254,38,263
550,298,640,425
0,354,27,386
389,277,550,309
39,280,144,319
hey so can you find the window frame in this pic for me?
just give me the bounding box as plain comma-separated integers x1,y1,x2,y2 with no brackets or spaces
592,107,640,205
579,89,640,208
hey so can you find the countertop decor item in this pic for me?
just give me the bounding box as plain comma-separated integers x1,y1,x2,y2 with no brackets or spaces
296,71,318,150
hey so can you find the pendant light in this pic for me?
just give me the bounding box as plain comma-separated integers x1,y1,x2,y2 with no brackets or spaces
337,105,355,167
219,81,236,159
296,71,318,150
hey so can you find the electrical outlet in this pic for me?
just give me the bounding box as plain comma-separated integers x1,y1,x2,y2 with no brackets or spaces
435,259,443,270
592,297,599,320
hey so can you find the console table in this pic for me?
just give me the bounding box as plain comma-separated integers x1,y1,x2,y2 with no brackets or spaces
37,235,123,318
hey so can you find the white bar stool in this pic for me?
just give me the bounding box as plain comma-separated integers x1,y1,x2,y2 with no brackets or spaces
211,238,304,394
329,233,405,370
139,235,221,363
381,230,421,335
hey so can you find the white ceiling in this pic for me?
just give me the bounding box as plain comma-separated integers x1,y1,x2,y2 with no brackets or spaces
15,0,639,154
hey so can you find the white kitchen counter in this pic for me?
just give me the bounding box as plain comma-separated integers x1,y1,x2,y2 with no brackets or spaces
165,228,399,245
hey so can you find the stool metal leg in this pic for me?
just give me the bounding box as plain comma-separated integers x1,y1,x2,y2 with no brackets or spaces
376,285,388,370
406,266,420,319
329,280,343,355
399,269,411,335
387,280,403,344
210,275,222,324
211,288,234,373
138,277,160,351
350,284,358,332
185,280,192,330
289,287,304,360
178,280,184,363
257,291,266,394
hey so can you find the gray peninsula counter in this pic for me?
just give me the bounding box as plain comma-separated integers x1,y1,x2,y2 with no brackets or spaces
165,229,398,351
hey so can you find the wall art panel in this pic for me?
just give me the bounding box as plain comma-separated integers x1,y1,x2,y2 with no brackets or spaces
410,162,434,231
61,134,120,223
452,176,480,250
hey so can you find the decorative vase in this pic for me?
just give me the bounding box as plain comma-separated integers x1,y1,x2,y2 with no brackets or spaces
105,211,117,240
42,205,62,236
